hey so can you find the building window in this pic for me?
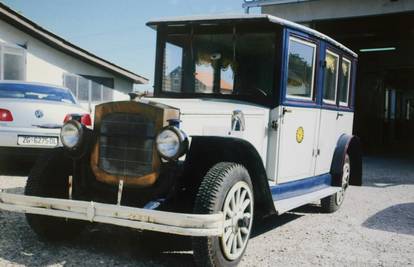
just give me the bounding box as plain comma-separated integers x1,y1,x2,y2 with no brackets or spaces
323,50,339,104
286,37,316,101
63,73,114,103
0,44,26,81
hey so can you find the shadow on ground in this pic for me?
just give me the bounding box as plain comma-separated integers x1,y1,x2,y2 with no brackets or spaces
251,212,302,238
362,202,414,236
290,203,322,214
0,217,196,267
0,209,307,266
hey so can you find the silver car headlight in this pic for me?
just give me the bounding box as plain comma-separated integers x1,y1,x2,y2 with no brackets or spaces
156,126,188,160
60,120,83,149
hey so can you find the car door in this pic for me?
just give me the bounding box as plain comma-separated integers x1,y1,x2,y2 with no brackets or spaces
276,35,320,183
315,46,341,175
315,48,355,176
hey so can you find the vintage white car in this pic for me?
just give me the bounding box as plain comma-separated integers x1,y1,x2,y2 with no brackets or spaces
0,15,362,266
0,81,90,174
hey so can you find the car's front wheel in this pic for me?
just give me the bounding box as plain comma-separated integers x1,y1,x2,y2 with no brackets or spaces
25,149,86,241
192,162,254,267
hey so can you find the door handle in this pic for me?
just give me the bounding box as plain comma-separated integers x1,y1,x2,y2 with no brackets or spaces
336,112,344,120
283,107,292,115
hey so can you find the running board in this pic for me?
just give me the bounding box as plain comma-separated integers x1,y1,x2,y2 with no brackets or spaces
274,187,341,215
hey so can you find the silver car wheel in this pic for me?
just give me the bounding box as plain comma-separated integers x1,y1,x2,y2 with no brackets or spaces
221,181,253,261
336,154,350,205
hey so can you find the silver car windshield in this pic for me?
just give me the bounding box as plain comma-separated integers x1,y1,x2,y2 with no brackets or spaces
0,83,76,104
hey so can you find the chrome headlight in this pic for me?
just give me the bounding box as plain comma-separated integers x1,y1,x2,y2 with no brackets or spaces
155,126,188,160
60,120,83,149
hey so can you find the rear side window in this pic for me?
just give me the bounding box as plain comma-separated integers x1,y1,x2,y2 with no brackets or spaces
0,83,76,104
339,58,351,106
286,37,316,100
323,50,339,104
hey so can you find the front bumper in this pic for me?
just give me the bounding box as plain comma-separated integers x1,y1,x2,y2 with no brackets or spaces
0,192,224,237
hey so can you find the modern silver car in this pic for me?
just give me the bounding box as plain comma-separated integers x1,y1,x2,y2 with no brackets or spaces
0,81,90,175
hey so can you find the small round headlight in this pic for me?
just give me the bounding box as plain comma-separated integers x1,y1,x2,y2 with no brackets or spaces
61,120,83,149
156,126,188,160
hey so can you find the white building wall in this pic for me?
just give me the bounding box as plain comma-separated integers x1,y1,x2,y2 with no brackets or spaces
0,19,132,102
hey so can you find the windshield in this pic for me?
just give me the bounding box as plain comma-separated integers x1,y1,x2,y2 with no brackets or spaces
160,26,276,105
0,83,76,104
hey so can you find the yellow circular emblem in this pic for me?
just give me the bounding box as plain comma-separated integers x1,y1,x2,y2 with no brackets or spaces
296,127,304,143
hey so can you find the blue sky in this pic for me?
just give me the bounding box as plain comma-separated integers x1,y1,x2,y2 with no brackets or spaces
1,0,258,88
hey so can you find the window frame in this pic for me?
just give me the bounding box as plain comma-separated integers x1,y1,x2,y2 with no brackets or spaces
285,36,317,102
0,44,27,81
154,24,281,108
62,73,114,103
339,57,352,107
162,41,184,93
322,49,339,105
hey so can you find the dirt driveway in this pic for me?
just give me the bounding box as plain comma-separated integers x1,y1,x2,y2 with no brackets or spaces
0,157,413,266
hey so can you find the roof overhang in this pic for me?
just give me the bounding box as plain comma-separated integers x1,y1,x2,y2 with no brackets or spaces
147,13,357,58
0,3,148,84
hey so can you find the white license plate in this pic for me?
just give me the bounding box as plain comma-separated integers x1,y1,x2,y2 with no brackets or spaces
17,135,59,147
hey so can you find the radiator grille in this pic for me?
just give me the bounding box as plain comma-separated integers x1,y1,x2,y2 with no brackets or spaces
99,113,155,177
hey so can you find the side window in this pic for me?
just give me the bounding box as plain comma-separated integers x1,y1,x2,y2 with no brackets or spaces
286,36,316,101
339,58,351,106
163,42,183,93
323,50,339,104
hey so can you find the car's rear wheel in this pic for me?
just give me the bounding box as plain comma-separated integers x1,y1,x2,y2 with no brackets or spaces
321,153,351,213
25,149,86,241
192,162,254,267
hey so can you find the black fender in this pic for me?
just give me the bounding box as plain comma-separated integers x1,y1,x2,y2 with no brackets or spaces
182,136,276,217
330,134,363,186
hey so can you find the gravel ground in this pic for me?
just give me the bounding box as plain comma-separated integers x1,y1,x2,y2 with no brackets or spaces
0,156,413,267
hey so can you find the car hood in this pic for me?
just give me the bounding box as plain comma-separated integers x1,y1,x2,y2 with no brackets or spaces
148,98,270,162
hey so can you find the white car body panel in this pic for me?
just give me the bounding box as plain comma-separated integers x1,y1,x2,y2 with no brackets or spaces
315,109,354,176
276,106,320,183
265,106,282,182
151,98,270,167
150,98,355,184
315,109,338,175
0,96,87,148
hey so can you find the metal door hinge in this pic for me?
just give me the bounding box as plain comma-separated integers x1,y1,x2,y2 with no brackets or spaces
270,120,278,131
282,107,292,115
231,110,245,131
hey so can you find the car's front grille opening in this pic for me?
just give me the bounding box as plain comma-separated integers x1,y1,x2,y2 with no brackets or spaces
99,113,155,177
